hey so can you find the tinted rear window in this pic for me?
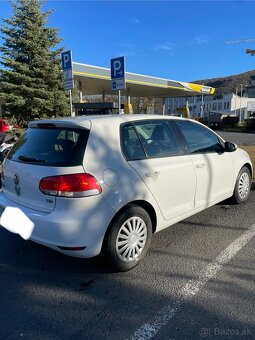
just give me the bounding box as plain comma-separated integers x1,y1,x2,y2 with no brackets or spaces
7,127,89,166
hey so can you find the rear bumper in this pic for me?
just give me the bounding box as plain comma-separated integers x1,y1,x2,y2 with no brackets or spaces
0,191,115,258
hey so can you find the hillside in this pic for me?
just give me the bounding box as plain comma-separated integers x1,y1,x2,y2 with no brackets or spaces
193,69,255,95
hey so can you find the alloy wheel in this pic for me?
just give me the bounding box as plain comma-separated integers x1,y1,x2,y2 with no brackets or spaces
238,172,250,199
116,217,148,262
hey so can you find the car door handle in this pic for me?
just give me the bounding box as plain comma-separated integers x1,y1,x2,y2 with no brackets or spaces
196,163,206,169
145,171,160,178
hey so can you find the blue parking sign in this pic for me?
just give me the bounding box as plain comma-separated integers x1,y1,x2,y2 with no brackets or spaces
61,50,73,90
61,50,72,70
111,56,125,80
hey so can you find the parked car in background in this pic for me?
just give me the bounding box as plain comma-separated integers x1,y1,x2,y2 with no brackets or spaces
0,132,19,162
0,115,252,271
0,119,15,133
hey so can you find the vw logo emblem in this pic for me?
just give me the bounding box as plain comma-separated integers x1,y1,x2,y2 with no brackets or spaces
14,173,19,186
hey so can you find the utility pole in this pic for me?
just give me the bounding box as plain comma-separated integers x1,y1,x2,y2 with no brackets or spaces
200,94,204,118
240,84,243,124
235,87,237,116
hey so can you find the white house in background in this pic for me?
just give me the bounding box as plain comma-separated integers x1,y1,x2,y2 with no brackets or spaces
166,93,255,120
247,75,255,98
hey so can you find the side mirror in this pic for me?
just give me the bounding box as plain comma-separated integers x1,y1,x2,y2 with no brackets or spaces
224,141,237,152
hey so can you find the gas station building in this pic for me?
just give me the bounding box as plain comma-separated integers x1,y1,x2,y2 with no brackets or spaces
0,61,215,116
72,62,215,115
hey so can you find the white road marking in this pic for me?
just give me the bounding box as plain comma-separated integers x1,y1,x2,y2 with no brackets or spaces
130,224,255,340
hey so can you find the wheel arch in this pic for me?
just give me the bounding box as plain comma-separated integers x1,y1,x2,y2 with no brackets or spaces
102,200,157,253
129,200,157,234
243,162,253,179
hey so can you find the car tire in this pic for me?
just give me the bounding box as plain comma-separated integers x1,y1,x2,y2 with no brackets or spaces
106,205,152,272
232,166,251,204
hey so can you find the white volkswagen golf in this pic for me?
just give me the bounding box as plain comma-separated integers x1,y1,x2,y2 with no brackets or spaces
0,115,252,271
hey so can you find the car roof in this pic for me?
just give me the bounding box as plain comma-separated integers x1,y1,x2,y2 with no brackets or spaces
29,114,188,129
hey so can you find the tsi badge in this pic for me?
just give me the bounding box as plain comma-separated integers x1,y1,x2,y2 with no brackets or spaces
14,172,21,196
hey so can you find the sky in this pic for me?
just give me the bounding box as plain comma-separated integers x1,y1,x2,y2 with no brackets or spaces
0,0,255,83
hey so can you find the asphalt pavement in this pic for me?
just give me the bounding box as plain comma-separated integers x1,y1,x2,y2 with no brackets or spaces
0,189,254,339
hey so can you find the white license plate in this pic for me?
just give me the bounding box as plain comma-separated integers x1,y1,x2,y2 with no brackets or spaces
0,207,34,240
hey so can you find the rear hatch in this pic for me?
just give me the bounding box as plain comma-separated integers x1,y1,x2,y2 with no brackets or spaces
2,121,91,213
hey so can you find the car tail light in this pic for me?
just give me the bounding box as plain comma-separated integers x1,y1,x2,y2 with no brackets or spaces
39,173,102,198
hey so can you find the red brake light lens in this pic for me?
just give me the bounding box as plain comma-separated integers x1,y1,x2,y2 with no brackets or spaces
39,173,102,197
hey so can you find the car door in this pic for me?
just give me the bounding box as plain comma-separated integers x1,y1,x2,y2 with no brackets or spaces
121,119,196,221
175,120,234,208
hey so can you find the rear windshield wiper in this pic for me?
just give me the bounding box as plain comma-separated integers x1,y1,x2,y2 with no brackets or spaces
18,155,47,163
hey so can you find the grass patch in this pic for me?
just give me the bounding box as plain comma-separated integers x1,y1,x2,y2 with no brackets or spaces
238,145,255,180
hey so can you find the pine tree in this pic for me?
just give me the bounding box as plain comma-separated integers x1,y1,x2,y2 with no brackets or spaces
0,0,69,125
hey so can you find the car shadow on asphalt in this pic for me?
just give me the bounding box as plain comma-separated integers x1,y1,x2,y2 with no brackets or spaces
0,228,114,274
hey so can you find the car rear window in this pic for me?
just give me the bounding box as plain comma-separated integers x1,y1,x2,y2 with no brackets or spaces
7,127,89,166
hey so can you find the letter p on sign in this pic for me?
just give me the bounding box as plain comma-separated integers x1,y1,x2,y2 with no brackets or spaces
113,60,121,77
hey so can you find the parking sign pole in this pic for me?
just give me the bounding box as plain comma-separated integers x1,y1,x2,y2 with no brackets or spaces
118,90,121,114
69,89,73,117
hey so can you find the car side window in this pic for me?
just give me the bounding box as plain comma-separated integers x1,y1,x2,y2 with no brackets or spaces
133,120,183,158
55,130,80,151
121,124,146,160
176,120,223,154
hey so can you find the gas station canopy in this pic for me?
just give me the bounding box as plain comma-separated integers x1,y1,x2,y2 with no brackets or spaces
73,62,215,98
